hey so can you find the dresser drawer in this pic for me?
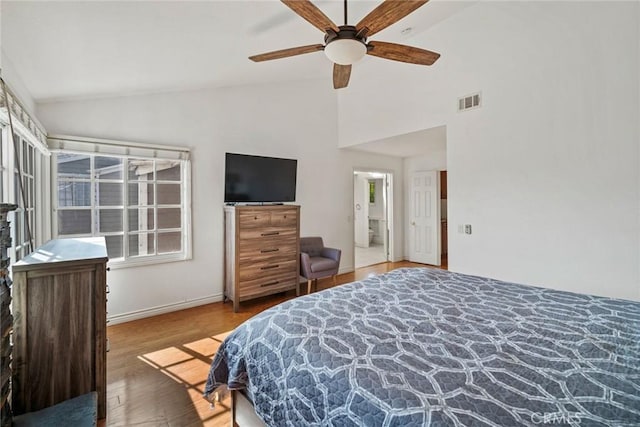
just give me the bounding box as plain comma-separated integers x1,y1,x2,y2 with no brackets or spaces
239,226,297,240
238,210,271,228
238,236,297,261
238,276,298,300
238,259,297,281
270,209,298,227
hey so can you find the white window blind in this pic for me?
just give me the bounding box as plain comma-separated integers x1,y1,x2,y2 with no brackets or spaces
0,85,49,155
48,134,190,161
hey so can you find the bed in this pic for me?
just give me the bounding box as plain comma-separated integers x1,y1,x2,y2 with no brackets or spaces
205,267,640,426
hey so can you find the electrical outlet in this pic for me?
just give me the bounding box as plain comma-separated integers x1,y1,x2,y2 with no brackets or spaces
464,224,472,234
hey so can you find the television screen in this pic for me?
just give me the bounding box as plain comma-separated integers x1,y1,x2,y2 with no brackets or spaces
224,153,297,203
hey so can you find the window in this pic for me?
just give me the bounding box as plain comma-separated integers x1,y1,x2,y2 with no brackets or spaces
0,129,46,262
13,134,37,260
54,152,191,266
369,181,375,204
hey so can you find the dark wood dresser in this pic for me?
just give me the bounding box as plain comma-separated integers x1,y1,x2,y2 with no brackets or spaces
224,205,300,312
11,237,108,419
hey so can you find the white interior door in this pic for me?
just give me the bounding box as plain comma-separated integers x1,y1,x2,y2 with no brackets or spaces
382,174,389,259
408,171,440,265
354,174,369,248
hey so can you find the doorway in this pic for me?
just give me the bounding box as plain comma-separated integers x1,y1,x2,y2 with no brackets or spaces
353,170,393,268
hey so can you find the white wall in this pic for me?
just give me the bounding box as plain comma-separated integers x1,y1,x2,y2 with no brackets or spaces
37,79,404,322
0,51,37,114
341,1,640,301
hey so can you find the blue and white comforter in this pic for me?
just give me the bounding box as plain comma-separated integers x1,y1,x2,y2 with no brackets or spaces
204,268,640,426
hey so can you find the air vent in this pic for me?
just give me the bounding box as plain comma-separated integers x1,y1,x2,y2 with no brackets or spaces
458,92,481,111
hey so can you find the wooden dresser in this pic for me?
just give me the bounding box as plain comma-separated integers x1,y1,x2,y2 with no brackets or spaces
224,205,300,312
11,237,108,419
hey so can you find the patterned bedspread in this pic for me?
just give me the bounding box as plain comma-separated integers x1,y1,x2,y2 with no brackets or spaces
204,268,640,426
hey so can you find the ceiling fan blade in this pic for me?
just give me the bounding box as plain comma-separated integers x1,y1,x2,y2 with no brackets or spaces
367,41,440,65
281,0,339,33
333,64,352,89
356,0,429,37
249,44,324,62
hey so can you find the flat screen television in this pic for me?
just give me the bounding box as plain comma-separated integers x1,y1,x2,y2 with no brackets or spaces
224,153,297,203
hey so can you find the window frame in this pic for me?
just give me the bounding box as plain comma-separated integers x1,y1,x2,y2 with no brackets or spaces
0,127,50,264
13,133,36,259
52,150,192,269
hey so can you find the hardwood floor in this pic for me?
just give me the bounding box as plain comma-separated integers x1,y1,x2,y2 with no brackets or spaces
101,261,442,426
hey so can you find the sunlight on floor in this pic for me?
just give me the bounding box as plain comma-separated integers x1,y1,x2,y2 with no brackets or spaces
134,331,234,424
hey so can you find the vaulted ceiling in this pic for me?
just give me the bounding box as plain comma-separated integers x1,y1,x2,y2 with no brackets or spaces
1,0,474,103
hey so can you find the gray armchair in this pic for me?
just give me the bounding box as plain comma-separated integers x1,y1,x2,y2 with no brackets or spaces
300,237,341,294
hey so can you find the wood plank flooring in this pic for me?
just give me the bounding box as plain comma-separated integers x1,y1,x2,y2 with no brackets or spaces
101,261,441,426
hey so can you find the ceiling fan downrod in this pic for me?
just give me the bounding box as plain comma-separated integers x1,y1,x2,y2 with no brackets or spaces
344,0,348,26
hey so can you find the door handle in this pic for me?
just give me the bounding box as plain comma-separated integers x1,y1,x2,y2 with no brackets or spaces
260,280,280,288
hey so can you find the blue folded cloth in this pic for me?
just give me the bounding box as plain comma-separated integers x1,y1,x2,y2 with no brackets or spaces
13,392,97,427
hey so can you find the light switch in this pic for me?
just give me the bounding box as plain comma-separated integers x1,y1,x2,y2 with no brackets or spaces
464,224,472,234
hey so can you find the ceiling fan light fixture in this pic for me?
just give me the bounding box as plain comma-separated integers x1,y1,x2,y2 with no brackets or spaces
249,0,438,89
324,39,367,65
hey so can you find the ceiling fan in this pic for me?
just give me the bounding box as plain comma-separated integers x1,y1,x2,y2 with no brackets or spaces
249,0,441,89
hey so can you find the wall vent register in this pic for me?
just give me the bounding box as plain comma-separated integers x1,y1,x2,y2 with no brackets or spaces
458,92,481,111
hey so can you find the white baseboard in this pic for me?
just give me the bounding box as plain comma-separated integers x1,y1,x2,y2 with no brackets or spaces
107,293,224,325
339,265,355,275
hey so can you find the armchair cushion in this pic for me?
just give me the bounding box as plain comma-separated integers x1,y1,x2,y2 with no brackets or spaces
309,257,338,273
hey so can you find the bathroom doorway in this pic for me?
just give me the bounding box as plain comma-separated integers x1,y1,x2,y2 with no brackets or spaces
353,170,393,268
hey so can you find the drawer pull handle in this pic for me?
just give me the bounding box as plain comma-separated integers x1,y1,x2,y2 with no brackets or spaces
254,216,258,220
261,231,280,236
261,264,279,270
260,248,279,253
261,280,280,288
